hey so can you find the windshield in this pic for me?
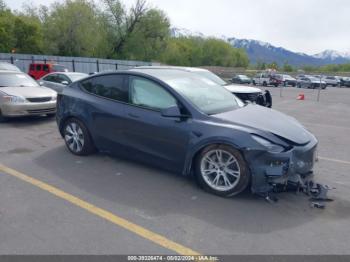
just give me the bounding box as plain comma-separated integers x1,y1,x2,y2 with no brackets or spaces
238,75,250,79
67,73,88,82
0,73,39,87
192,70,227,86
53,65,68,72
168,77,241,114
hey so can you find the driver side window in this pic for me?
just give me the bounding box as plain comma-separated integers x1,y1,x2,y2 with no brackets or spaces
129,77,177,111
56,74,70,84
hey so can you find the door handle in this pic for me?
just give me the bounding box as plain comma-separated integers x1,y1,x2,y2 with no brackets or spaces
128,113,140,119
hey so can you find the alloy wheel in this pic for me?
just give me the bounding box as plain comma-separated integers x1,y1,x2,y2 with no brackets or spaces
200,149,241,192
65,122,85,153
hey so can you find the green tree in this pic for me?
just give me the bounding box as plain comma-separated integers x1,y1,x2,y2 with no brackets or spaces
43,0,108,57
0,0,6,11
282,62,294,72
267,61,279,70
119,8,170,61
103,0,149,57
160,37,204,66
160,36,249,68
0,3,16,52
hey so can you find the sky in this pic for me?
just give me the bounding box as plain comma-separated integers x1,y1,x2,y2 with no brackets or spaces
5,0,350,55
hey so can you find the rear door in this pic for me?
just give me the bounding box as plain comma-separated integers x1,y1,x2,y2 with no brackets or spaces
34,64,42,80
122,76,191,172
80,74,128,151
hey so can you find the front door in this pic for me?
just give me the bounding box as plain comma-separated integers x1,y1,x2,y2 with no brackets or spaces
123,76,191,172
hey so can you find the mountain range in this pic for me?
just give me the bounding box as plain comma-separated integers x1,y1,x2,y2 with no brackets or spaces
171,27,350,66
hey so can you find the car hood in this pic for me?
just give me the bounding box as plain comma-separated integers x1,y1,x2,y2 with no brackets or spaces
0,86,57,98
212,105,312,145
224,84,262,94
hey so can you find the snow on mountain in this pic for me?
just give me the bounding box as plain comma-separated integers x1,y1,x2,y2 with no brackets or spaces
170,27,205,38
170,27,350,66
313,50,350,60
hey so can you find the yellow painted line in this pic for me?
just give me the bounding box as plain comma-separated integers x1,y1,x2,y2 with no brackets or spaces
0,163,200,255
319,157,350,166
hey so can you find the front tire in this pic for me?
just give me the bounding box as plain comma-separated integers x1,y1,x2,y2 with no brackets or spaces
0,110,8,123
195,145,250,197
63,118,96,156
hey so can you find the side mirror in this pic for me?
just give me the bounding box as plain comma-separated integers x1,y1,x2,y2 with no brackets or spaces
161,105,182,118
38,81,44,86
61,81,69,85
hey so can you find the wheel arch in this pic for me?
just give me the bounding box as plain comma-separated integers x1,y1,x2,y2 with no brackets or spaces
59,115,90,138
183,139,245,176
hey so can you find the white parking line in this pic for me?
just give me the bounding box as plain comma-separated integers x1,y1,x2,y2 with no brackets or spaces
319,157,350,165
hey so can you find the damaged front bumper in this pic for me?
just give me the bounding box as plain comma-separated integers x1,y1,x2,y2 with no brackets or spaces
244,137,330,201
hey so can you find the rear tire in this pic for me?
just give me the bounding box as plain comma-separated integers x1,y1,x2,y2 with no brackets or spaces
63,118,96,156
195,144,250,197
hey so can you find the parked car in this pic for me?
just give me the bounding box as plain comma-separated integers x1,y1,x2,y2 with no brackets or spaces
252,72,281,87
56,68,319,198
0,71,57,122
321,76,340,87
276,74,297,87
339,77,350,87
28,63,69,80
231,74,252,84
0,62,21,72
39,72,88,93
140,67,272,107
297,76,327,89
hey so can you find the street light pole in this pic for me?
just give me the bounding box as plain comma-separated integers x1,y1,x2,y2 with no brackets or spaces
317,74,322,102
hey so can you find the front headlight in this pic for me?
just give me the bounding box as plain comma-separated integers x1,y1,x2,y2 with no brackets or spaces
252,135,285,153
51,95,57,101
3,95,26,103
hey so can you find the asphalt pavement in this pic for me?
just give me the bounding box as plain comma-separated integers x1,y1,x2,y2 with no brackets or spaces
0,87,350,255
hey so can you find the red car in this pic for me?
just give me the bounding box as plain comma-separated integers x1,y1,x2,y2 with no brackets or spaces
28,63,69,80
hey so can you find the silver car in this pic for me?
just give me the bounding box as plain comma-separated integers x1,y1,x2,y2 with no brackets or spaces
0,70,57,122
297,76,327,89
322,76,340,87
39,72,88,93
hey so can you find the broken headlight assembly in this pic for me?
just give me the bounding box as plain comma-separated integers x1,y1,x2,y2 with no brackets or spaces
252,135,285,153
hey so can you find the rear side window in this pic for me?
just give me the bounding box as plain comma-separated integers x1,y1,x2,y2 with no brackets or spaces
36,64,41,71
43,74,57,82
81,75,127,102
56,74,70,84
43,64,49,72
